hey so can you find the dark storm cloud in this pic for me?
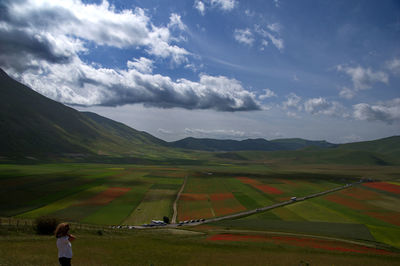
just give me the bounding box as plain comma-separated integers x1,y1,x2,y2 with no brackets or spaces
0,0,260,112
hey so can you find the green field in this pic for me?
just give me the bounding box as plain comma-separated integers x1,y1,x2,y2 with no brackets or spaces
214,183,400,248
1,162,400,264
0,224,399,265
1,164,186,225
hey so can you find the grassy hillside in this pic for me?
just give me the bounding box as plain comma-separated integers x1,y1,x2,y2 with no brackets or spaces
338,136,400,158
0,68,174,157
231,148,400,166
270,138,337,150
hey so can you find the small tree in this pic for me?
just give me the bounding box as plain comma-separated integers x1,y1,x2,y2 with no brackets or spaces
163,216,170,224
34,216,59,235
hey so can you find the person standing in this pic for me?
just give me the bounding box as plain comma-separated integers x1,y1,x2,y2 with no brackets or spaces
55,223,76,266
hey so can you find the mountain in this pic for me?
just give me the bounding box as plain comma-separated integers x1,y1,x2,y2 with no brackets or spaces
170,137,280,151
170,137,336,152
0,68,167,156
270,138,337,150
227,136,400,165
338,136,400,156
1,67,399,166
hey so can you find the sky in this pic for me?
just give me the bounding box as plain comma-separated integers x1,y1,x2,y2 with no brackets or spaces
0,0,399,143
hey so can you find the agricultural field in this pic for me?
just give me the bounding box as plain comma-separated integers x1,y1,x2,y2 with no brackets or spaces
177,171,346,221
1,224,399,265
213,182,400,249
0,164,186,225
1,162,400,264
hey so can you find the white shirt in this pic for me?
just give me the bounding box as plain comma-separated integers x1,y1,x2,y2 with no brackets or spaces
56,236,73,258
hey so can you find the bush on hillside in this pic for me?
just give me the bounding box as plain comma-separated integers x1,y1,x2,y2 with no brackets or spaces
34,216,60,235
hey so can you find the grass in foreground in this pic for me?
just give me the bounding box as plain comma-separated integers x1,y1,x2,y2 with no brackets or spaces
0,225,399,266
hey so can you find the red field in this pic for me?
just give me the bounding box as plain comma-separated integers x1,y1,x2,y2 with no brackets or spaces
178,192,246,219
210,193,235,201
325,194,371,211
181,193,209,201
340,187,381,200
78,187,131,206
207,234,393,255
178,193,214,221
363,182,400,194
237,177,283,194
210,193,246,216
365,212,400,226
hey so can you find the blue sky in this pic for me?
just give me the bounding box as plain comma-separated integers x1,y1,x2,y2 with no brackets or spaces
0,0,399,142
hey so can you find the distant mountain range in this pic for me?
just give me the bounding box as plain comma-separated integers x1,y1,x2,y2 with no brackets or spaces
169,137,336,151
1,68,399,165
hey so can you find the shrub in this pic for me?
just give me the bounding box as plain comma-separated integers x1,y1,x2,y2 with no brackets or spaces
34,216,60,235
163,216,170,224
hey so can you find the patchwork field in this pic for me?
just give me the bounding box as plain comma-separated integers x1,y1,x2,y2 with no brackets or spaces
213,183,400,249
1,162,400,262
177,172,345,221
1,164,186,225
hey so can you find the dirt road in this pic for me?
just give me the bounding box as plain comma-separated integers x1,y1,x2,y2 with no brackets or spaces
171,175,188,224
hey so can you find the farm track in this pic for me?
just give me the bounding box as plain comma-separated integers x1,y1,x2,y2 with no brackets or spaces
171,175,188,224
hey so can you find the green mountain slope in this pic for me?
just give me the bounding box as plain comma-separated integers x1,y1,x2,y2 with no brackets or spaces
170,137,336,152
338,136,400,156
232,137,400,165
270,138,336,150
0,68,167,156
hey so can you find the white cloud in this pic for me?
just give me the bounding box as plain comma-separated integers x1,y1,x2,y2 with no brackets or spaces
194,0,237,14
0,0,190,68
273,0,280,8
10,56,260,111
304,97,347,117
234,28,254,46
282,93,302,110
254,25,284,51
386,58,400,75
260,39,269,51
195,1,206,15
184,128,246,138
353,98,400,124
210,0,237,11
337,65,389,90
0,0,260,112
157,128,173,134
339,87,356,99
168,13,187,31
267,23,281,33
265,32,284,51
127,57,154,74
258,88,277,100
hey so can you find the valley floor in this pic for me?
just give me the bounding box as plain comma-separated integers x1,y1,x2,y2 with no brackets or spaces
1,162,400,264
0,226,399,266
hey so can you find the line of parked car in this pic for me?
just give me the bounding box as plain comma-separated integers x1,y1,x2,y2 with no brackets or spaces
177,218,205,226
110,225,135,229
111,218,207,229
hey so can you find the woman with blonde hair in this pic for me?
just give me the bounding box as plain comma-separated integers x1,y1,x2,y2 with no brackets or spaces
55,223,76,266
